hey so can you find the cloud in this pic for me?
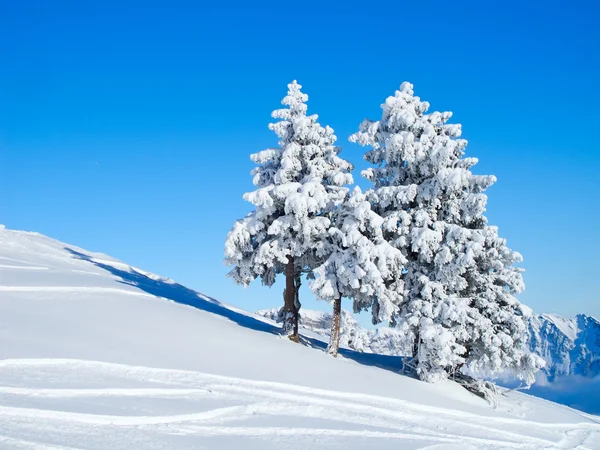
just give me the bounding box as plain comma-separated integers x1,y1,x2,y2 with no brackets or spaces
526,375,600,415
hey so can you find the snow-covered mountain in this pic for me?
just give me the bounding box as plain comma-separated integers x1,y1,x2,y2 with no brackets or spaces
2,225,599,449
529,314,600,380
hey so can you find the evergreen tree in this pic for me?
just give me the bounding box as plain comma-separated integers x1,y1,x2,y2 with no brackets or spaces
309,187,404,356
459,225,544,385
225,81,353,341
350,82,542,383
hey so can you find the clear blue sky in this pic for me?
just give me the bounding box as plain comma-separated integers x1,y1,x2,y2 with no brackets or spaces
1,0,599,323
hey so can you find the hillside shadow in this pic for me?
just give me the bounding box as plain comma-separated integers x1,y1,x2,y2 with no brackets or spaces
65,247,281,336
65,247,408,377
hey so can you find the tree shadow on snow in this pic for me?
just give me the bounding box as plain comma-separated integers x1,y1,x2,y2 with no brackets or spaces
65,247,408,377
298,335,406,374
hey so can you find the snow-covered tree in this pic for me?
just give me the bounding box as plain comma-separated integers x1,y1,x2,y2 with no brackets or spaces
309,187,404,356
225,80,354,341
350,82,542,383
458,226,544,385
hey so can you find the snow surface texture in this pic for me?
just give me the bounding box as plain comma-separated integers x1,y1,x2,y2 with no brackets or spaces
1,225,599,449
258,308,600,415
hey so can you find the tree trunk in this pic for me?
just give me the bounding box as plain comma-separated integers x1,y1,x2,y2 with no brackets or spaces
293,272,302,339
456,342,472,373
327,296,342,357
411,331,421,373
403,332,420,376
282,256,300,343
412,333,420,359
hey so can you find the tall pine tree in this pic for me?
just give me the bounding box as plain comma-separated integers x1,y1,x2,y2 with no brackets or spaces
225,81,353,341
351,82,542,383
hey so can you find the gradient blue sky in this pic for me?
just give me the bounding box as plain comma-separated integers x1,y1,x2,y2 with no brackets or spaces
1,0,599,323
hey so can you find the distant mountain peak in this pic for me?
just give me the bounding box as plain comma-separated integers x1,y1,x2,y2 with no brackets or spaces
529,313,600,380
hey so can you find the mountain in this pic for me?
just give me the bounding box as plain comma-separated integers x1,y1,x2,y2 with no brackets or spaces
1,225,599,449
529,314,600,380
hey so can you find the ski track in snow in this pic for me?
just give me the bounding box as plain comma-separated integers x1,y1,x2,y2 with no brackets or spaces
0,359,598,449
2,230,600,449
0,435,82,450
0,265,49,271
0,286,154,297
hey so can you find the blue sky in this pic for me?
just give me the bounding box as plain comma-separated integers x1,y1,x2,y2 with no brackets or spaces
1,0,599,323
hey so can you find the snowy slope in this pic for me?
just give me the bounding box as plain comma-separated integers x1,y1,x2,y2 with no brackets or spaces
258,308,412,357
1,226,599,449
261,309,600,380
259,308,600,415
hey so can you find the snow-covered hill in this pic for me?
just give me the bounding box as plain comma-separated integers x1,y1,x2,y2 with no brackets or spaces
259,309,600,380
1,226,599,449
258,308,412,357
257,308,600,415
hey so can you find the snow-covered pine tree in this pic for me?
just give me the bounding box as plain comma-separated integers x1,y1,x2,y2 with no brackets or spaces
458,225,544,385
350,82,542,383
309,187,404,356
225,80,354,342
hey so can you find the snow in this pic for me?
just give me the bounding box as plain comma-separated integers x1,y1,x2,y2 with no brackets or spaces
279,307,600,414
1,226,599,449
529,314,600,380
257,307,412,357
308,186,405,327
540,314,580,342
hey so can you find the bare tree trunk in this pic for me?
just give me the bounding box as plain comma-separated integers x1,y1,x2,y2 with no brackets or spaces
282,257,300,343
327,296,342,357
